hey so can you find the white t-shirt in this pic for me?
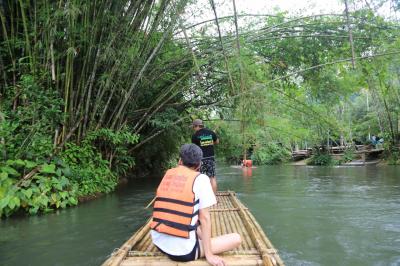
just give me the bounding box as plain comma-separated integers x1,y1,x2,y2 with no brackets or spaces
151,173,216,255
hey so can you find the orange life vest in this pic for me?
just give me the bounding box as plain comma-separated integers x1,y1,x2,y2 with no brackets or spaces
150,165,200,238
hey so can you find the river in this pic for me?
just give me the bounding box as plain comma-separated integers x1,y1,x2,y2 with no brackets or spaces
1,165,399,266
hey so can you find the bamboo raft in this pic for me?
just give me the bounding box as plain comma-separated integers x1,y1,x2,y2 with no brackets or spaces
103,191,284,266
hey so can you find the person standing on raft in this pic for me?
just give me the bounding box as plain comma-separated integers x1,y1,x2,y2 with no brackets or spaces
191,119,219,194
151,144,241,265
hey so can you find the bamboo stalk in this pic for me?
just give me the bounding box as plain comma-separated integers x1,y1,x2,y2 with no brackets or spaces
244,209,283,266
133,66,195,134
145,197,156,209
145,237,155,252
220,206,228,235
102,219,151,266
135,231,151,251
209,0,236,95
121,256,263,266
230,205,251,250
210,208,242,212
344,0,356,69
229,192,275,266
139,234,152,252
111,0,187,130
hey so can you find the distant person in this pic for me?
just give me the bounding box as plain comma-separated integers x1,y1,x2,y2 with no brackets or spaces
151,144,241,265
191,119,219,194
371,135,377,146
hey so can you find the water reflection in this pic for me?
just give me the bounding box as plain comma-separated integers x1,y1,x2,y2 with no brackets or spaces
241,166,253,178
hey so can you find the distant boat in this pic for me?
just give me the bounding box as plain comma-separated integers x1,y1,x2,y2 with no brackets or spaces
102,191,284,266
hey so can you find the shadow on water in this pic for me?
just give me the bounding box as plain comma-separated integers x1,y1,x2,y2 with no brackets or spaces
1,165,400,266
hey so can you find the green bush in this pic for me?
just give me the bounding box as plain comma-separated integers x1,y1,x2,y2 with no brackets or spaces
386,149,399,165
1,75,62,161
84,128,139,176
252,143,291,165
0,160,78,217
61,143,117,196
341,148,355,163
307,153,334,166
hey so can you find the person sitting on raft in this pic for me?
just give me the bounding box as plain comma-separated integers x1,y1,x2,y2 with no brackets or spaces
151,144,241,265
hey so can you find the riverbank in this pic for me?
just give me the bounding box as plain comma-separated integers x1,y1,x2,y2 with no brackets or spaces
289,159,308,165
288,158,388,166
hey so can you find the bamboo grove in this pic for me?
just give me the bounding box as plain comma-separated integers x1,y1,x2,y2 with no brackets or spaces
1,0,400,216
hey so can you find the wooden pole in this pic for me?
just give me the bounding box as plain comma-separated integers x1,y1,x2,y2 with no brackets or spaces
145,196,156,209
344,0,356,69
102,219,151,266
229,192,275,266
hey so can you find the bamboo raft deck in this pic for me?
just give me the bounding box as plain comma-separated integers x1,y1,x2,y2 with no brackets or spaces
103,191,284,266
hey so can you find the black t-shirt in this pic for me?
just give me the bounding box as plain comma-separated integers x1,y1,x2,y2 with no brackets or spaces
192,128,218,158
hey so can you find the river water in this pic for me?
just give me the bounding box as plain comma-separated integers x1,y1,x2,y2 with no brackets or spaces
1,165,399,266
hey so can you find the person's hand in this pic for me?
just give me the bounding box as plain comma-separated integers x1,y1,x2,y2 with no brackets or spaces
206,254,225,266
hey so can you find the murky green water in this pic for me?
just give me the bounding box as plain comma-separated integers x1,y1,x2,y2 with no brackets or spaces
1,165,400,266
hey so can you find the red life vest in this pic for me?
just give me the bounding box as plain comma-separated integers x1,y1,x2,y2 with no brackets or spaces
150,165,200,238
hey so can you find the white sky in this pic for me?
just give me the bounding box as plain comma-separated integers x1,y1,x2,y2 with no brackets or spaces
183,0,395,28
182,0,345,36
235,0,343,15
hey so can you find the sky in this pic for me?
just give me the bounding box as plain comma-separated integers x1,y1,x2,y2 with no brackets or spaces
183,0,395,28
182,0,346,36
235,0,343,15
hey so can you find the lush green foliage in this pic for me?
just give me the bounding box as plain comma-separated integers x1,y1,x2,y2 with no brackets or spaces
2,0,400,217
61,143,117,196
341,149,355,163
0,75,62,160
307,153,335,166
252,143,291,165
385,147,400,165
0,159,78,217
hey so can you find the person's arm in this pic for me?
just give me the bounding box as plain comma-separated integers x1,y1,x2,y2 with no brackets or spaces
199,207,225,266
212,131,219,145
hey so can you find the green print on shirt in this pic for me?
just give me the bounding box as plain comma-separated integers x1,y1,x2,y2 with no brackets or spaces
200,135,213,147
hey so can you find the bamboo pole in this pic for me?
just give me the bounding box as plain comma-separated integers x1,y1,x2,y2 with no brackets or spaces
121,256,263,266
211,211,217,238
111,0,187,130
135,231,151,251
208,0,236,95
220,206,228,235
231,205,252,250
244,210,283,266
215,202,222,237
344,0,356,69
229,192,275,266
145,197,156,209
102,219,151,266
231,0,248,163
143,235,154,252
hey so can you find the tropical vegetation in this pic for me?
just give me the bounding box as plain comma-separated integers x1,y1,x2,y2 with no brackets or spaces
1,0,400,216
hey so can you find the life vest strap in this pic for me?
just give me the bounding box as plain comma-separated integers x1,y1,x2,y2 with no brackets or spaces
153,208,199,218
152,217,198,232
155,197,200,207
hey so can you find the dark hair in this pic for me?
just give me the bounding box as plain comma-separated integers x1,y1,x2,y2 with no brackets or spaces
180,144,203,168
